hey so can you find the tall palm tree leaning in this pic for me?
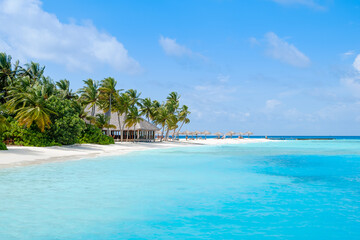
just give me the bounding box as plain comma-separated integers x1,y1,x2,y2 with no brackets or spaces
176,105,191,139
154,105,169,142
166,92,180,107
167,114,179,140
99,77,121,136
78,79,99,117
125,106,142,143
164,92,180,140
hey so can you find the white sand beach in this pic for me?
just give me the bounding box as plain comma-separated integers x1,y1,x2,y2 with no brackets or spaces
0,138,270,168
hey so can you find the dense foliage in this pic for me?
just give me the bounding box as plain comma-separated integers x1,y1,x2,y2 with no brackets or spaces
0,142,7,150
79,124,114,145
0,52,191,147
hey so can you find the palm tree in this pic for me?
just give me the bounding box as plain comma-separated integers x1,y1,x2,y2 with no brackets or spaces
6,84,56,132
99,77,121,135
113,93,131,142
24,62,45,83
163,92,180,140
140,97,152,122
154,105,169,142
150,100,160,121
126,89,141,107
56,79,75,99
0,53,19,103
176,105,191,139
167,114,179,140
78,79,99,117
75,102,95,124
166,91,180,107
95,114,116,130
39,77,57,100
125,106,142,143
0,103,9,133
5,76,34,112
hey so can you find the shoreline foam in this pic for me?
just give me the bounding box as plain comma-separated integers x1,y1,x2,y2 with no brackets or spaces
0,138,271,169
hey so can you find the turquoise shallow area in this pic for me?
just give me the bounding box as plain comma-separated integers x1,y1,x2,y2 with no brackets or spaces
0,140,360,239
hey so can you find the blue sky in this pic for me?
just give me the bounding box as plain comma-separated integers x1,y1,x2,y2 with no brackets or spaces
1,0,360,135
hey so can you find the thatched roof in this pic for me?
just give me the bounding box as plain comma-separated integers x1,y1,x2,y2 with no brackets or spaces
88,106,160,131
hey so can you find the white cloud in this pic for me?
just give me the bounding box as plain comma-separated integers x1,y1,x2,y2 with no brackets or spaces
159,36,193,57
0,0,140,73
159,35,207,62
271,0,325,10
265,32,310,67
265,99,282,110
353,54,360,72
343,50,355,57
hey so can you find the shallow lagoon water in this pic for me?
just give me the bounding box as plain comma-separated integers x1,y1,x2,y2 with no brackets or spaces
0,140,360,239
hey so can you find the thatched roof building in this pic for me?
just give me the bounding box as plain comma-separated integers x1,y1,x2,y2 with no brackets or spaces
88,106,160,141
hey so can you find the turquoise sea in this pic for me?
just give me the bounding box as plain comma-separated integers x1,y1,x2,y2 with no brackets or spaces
0,140,360,239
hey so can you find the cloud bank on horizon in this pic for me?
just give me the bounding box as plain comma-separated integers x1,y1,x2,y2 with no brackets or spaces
0,0,140,74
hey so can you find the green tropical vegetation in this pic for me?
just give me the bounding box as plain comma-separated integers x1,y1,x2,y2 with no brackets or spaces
0,52,190,149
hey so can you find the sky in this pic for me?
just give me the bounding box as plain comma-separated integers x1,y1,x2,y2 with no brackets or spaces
1,0,360,135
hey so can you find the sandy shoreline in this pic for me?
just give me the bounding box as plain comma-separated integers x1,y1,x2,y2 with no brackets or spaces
0,138,271,169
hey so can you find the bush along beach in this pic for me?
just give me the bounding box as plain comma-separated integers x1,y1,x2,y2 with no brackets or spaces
0,52,190,147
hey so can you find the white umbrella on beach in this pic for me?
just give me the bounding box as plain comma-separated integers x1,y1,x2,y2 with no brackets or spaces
226,131,236,138
245,131,253,138
202,131,211,140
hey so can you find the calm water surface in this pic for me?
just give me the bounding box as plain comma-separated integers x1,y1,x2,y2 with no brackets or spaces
0,140,360,239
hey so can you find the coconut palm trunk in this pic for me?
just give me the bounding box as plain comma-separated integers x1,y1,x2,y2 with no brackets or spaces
117,113,122,142
133,125,136,143
165,128,170,141
176,121,185,139
121,118,127,142
161,126,165,142
106,95,112,136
